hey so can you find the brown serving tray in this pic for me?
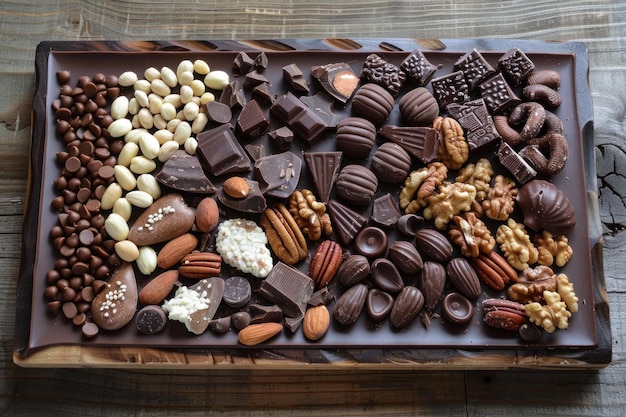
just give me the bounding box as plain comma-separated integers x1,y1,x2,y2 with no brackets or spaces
15,39,611,368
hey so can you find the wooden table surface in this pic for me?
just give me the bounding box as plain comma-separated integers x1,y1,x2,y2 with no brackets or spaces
1,0,625,415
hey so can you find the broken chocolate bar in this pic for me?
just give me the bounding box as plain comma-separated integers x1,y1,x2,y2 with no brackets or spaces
430,70,470,109
379,125,439,164
447,98,501,152
282,63,310,93
196,124,251,176
154,150,217,193
270,92,328,144
479,73,521,114
327,200,367,246
453,49,496,90
236,99,269,138
254,151,302,199
258,262,314,318
498,141,537,184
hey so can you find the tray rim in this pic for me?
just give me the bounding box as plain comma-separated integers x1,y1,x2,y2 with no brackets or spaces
15,38,611,368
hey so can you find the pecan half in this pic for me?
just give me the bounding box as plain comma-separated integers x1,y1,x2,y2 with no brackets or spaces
470,251,518,291
309,240,344,288
178,252,222,279
260,204,308,265
483,298,528,332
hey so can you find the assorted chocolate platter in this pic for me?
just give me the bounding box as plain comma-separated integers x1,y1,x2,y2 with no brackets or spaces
15,39,606,365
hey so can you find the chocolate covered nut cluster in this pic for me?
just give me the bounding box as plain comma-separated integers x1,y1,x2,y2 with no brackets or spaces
45,46,580,347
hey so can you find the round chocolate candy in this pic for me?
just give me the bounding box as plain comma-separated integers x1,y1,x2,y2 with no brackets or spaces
399,87,439,126
335,117,377,158
442,292,474,325
334,165,378,207
223,276,252,308
518,322,542,342
354,227,388,259
351,83,394,127
366,288,394,322
135,305,167,335
370,258,404,294
370,142,412,184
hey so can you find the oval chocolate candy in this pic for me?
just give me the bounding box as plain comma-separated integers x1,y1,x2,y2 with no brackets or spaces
370,258,404,294
366,288,394,322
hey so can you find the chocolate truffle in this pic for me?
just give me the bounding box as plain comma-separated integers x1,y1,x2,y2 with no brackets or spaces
516,179,575,236
351,83,394,127
334,164,378,207
398,87,439,126
370,142,412,184
335,117,377,158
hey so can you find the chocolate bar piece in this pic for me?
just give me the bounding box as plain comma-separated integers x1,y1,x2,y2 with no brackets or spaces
379,125,439,164
498,141,537,184
447,98,501,152
258,262,314,318
498,47,535,85
453,49,496,90
303,151,342,202
282,63,310,93
217,178,266,213
154,150,217,193
430,70,470,109
254,151,302,199
328,200,367,246
400,49,442,86
479,73,521,114
371,193,402,228
361,53,406,96
299,91,341,128
270,92,328,144
196,124,251,176
268,126,294,151
237,99,269,138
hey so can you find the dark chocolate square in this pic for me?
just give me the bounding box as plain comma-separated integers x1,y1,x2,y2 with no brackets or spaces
361,53,407,96
400,49,442,86
453,48,496,90
498,47,535,85
430,70,470,109
447,98,500,152
479,73,521,114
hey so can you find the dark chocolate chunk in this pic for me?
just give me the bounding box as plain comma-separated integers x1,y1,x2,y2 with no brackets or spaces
249,304,283,324
371,193,402,228
333,283,368,326
479,73,521,114
351,83,394,126
400,49,442,86
258,262,314,318
334,164,378,208
254,151,302,199
254,52,269,69
430,70,470,109
217,178,267,213
442,292,474,325
360,53,406,96
219,80,247,109
311,62,360,103
282,63,310,93
336,254,371,287
388,240,423,275
498,47,535,85
447,98,501,151
154,150,217,194
370,258,404,294
243,70,269,91
366,288,394,322
270,92,328,144
453,49,496,90
237,99,269,138
303,151,342,203
299,91,342,128
135,305,168,335
327,200,367,246
205,100,232,124
232,52,256,74
354,226,388,259
308,287,335,306
244,143,266,161
370,143,412,184
231,311,251,330
251,82,275,104
268,126,294,151
196,124,251,176
209,316,231,333
519,323,542,342
379,125,439,164
284,315,304,332
498,141,537,184
335,117,377,158
222,276,252,308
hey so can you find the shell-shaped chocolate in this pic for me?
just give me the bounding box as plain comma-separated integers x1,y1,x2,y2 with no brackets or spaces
388,240,423,275
370,142,412,184
333,283,368,326
415,229,453,263
336,254,370,287
516,179,575,236
390,286,424,328
351,83,394,126
398,87,439,126
335,117,377,158
419,261,446,310
334,164,378,207
446,257,481,300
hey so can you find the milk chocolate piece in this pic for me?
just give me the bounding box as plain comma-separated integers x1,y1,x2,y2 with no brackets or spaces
370,258,404,294
351,83,394,126
205,101,232,124
379,125,439,164
128,194,196,246
336,254,370,287
388,240,423,275
187,278,226,335
453,49,496,90
371,193,402,228
258,262,314,318
498,141,537,184
398,87,439,126
249,304,283,324
155,150,217,194
282,63,310,93
479,73,521,114
303,151,342,202
196,124,251,176
231,311,251,330
354,226,388,259
254,151,302,199
312,62,360,103
237,99,269,138
136,305,167,335
308,287,335,306
516,179,576,236
333,283,368,326
366,288,394,322
370,143,412,184
335,117,377,158
328,200,367,246
447,98,501,151
334,164,378,207
442,292,474,325
244,143,266,161
400,49,442,86
431,70,470,108
498,47,535,85
91,263,137,331
217,178,267,213
270,92,328,144
361,53,406,96
389,286,424,329
268,126,294,151
222,276,252,308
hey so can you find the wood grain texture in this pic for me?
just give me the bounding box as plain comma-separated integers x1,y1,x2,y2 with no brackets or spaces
1,0,625,416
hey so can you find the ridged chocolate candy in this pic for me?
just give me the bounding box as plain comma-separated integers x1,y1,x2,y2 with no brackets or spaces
336,254,371,287
334,164,378,207
370,142,412,184
351,83,394,126
415,229,453,263
419,261,446,310
388,240,423,275
398,87,439,126
446,257,481,300
333,283,368,326
335,117,377,158
516,179,575,236
389,286,424,329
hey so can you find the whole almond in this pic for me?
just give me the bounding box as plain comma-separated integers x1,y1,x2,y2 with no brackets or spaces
303,305,330,341
238,322,283,346
139,270,179,305
223,177,250,199
157,233,198,269
196,197,220,232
